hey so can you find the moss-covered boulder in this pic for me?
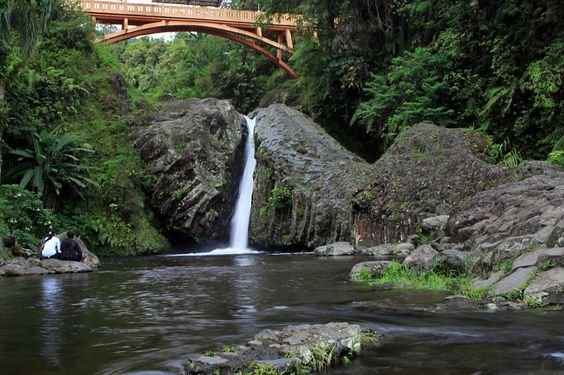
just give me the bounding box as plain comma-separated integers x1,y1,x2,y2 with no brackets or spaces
352,123,508,248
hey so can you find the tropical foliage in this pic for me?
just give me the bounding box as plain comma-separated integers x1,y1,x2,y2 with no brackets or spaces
5,130,96,208
1,3,168,253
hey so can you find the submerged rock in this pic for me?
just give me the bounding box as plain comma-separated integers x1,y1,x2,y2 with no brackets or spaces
132,99,245,241
250,104,373,248
184,322,375,374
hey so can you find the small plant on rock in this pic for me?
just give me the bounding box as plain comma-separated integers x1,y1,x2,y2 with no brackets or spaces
523,295,546,309
501,260,513,274
270,186,293,209
308,344,335,371
538,259,554,271
547,150,564,167
351,267,373,281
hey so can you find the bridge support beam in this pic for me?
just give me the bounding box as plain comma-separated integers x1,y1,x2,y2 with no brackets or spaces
285,29,293,49
277,34,283,60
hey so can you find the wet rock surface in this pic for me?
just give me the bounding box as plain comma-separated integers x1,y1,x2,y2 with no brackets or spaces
250,104,373,248
184,322,375,374
132,98,245,241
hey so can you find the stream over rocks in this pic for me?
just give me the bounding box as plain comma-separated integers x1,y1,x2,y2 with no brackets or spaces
0,255,562,374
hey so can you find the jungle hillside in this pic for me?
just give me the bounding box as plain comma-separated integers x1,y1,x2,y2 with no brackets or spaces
0,0,562,256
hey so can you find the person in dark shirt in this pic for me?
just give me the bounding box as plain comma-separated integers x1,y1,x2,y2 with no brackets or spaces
59,232,83,262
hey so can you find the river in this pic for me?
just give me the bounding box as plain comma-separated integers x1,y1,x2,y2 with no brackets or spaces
0,253,562,374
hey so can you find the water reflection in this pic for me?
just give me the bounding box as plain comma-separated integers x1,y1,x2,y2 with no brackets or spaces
0,255,562,375
38,277,64,367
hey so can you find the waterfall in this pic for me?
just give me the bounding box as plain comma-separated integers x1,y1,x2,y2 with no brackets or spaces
169,115,260,256
229,115,257,250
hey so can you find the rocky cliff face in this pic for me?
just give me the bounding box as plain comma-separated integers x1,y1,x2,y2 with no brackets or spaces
250,104,373,248
132,99,245,241
352,123,509,248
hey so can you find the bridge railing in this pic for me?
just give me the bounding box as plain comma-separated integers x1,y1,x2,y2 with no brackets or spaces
79,0,299,28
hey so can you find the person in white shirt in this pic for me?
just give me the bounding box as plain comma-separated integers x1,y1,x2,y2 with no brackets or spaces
41,231,61,259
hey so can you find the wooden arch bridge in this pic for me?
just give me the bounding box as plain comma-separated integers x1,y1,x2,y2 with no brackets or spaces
75,0,300,77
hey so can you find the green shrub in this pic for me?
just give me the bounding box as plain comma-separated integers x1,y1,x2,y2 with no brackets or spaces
352,47,456,146
0,185,55,247
548,150,564,167
270,186,292,209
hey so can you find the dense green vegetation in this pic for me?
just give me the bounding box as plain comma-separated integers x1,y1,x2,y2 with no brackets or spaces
0,0,562,257
1,3,168,256
111,33,289,114
257,0,563,161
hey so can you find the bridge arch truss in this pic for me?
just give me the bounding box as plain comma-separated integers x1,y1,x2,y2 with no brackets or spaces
79,0,299,77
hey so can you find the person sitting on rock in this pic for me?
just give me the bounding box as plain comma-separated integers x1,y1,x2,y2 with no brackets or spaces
59,232,83,262
40,231,61,259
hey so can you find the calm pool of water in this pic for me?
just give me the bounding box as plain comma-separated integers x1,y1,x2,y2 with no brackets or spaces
0,253,562,374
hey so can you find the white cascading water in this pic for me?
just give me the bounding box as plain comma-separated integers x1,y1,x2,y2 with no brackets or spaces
169,115,260,256
229,115,257,249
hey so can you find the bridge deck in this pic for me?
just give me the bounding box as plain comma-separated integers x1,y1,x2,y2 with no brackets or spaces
81,0,298,31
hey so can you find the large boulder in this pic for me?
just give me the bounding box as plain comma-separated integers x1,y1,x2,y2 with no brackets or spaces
132,99,245,241
350,261,392,280
250,104,373,248
404,245,439,270
359,242,414,260
446,174,564,265
352,123,507,248
40,259,92,274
